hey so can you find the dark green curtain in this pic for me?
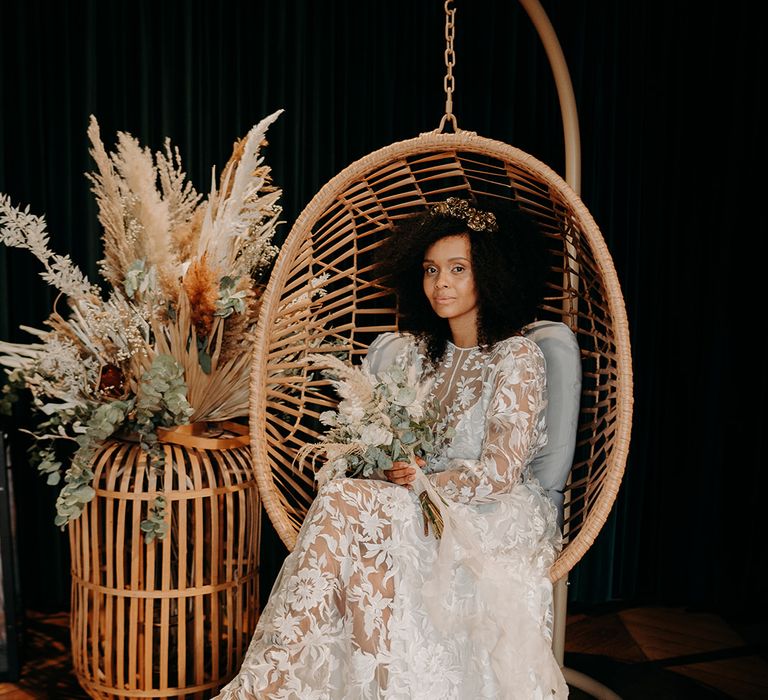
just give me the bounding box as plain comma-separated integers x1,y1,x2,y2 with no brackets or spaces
1,0,765,627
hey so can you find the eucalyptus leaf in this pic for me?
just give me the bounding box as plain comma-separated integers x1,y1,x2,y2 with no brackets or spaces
72,485,96,501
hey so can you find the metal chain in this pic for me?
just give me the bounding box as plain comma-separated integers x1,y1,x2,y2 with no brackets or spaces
439,0,458,132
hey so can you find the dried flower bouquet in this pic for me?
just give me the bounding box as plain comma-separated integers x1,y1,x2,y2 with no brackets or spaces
296,352,452,537
0,110,284,538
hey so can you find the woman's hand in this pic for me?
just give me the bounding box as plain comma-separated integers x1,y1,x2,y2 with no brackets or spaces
384,457,425,489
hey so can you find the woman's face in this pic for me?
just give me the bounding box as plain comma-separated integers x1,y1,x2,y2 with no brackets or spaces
422,233,479,338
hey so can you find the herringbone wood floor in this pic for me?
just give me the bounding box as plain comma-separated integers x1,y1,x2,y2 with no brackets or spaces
1,606,766,699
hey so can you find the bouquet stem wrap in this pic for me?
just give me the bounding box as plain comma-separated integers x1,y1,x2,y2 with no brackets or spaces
408,461,442,538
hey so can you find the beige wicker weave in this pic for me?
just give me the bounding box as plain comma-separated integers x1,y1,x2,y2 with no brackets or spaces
248,128,633,588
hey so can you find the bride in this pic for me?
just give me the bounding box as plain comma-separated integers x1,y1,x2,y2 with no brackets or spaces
213,196,568,699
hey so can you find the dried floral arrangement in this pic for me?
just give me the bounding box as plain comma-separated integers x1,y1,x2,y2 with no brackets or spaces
0,110,284,538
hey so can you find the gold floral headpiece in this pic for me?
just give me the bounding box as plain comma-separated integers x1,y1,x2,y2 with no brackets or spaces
429,196,498,233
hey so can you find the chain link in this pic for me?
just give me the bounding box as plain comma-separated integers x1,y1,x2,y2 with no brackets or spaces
439,0,458,132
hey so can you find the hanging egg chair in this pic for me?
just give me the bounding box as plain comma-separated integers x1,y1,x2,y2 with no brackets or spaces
248,1,631,696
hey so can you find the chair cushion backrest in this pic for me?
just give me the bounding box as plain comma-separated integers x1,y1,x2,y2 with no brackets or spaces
525,320,582,528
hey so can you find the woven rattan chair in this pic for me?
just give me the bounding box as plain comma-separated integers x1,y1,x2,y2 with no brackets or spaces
248,3,632,697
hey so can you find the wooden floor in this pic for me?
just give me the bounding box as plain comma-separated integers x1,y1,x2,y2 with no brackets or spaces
1,605,766,699
565,605,768,699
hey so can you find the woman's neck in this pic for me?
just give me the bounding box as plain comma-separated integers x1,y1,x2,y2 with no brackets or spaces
449,317,478,348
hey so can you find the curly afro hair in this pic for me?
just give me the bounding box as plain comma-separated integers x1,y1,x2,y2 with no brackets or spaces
377,195,548,363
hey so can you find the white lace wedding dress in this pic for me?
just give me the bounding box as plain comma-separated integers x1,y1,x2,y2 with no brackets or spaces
213,332,568,699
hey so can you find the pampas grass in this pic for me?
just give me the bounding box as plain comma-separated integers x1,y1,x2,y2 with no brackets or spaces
2,110,285,425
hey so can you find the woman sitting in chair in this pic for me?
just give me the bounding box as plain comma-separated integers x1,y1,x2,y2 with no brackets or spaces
213,197,568,699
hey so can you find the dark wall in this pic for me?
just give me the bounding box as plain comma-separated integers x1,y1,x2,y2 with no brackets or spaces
1,1,764,623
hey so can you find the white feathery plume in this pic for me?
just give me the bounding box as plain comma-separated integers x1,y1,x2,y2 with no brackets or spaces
295,440,363,486
305,353,375,406
196,109,283,271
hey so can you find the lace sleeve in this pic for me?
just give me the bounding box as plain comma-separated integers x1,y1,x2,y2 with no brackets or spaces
427,339,547,504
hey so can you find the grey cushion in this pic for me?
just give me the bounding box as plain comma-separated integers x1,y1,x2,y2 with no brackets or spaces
525,321,582,528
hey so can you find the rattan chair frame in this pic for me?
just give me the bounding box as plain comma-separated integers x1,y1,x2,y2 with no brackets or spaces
248,128,633,585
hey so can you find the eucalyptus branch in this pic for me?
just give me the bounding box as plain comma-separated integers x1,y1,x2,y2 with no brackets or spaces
54,399,134,527
133,354,193,541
